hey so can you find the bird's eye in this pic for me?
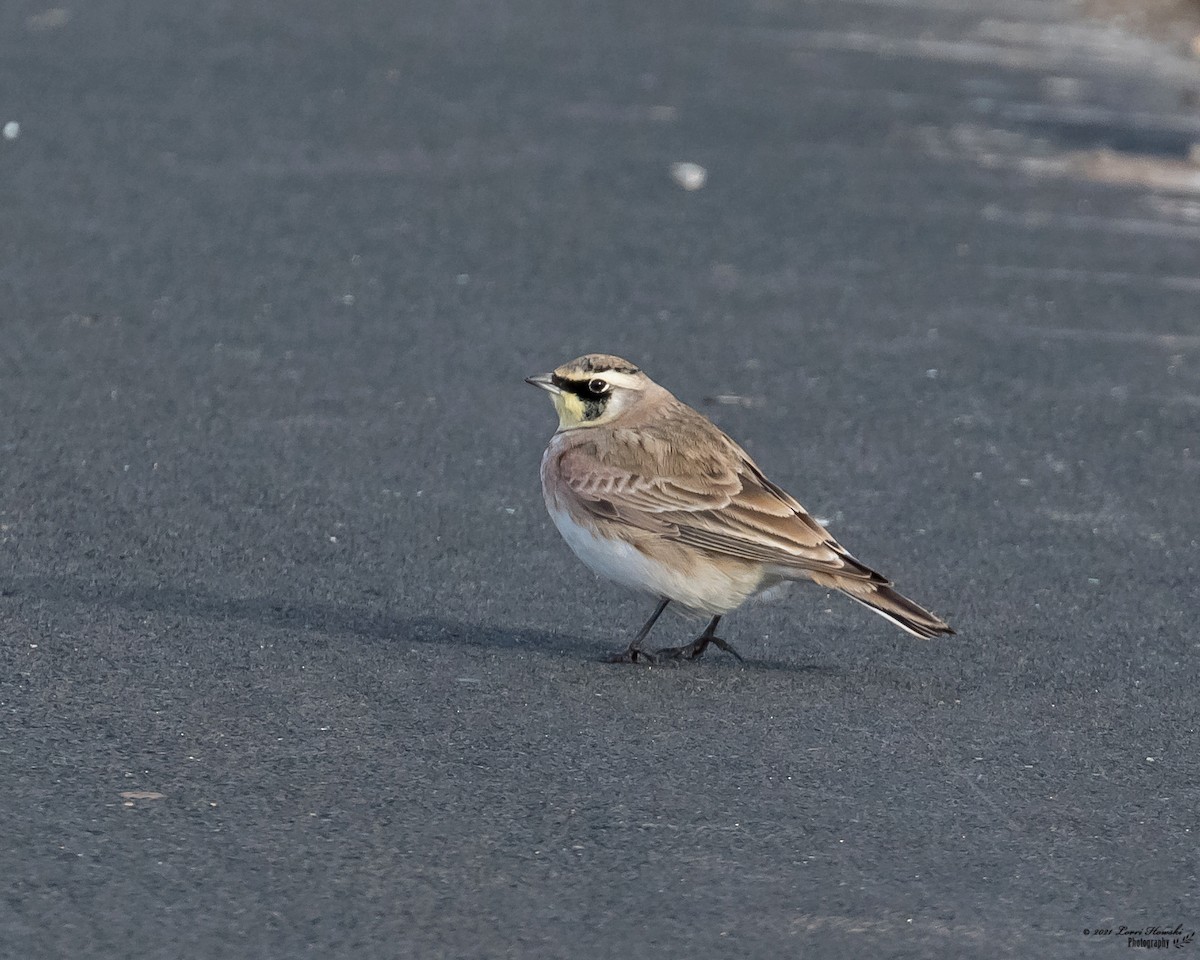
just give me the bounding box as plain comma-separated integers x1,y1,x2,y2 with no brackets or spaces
588,378,610,396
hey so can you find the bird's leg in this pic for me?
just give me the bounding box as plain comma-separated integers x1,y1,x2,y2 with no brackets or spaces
605,597,669,664
655,615,744,663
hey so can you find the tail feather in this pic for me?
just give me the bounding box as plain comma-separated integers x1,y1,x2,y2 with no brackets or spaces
836,580,955,639
789,563,954,639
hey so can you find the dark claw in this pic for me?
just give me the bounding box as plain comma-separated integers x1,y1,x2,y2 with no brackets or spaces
708,636,745,663
604,646,658,665
654,640,704,661
655,635,744,663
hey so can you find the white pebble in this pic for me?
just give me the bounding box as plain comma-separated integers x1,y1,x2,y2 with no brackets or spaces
670,162,707,190
2,121,19,141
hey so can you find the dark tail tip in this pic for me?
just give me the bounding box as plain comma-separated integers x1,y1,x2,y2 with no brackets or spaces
846,583,955,640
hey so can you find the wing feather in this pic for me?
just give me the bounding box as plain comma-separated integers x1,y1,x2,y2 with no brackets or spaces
552,405,887,584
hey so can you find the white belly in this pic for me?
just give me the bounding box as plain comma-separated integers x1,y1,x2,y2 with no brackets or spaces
546,503,763,615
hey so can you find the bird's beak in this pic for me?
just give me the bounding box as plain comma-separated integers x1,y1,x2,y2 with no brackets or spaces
524,373,560,394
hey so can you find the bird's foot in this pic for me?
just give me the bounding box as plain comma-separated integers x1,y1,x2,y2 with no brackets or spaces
655,635,744,663
604,645,658,665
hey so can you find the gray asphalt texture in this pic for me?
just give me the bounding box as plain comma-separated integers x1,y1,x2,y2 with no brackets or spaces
2,1,1199,957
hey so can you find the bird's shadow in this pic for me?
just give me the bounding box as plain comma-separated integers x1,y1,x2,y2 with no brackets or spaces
1,574,840,674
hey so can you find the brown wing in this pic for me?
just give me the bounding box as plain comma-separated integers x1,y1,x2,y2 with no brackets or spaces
554,403,887,584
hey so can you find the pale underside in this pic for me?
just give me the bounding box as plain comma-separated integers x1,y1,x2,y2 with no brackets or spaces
540,395,888,616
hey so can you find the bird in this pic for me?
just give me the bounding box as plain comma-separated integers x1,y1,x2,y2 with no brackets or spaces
525,353,954,664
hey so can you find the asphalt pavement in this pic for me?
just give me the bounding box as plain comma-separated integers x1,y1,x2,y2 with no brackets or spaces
2,1,1199,957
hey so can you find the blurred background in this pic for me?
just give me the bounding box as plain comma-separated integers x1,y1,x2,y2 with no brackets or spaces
2,1,1198,957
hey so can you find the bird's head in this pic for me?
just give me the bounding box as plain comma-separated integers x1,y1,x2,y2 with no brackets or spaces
525,354,650,430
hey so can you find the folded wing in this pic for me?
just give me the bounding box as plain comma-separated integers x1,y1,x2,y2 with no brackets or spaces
555,424,888,585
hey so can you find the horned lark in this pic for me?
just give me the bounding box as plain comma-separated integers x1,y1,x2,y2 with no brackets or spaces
526,354,954,664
